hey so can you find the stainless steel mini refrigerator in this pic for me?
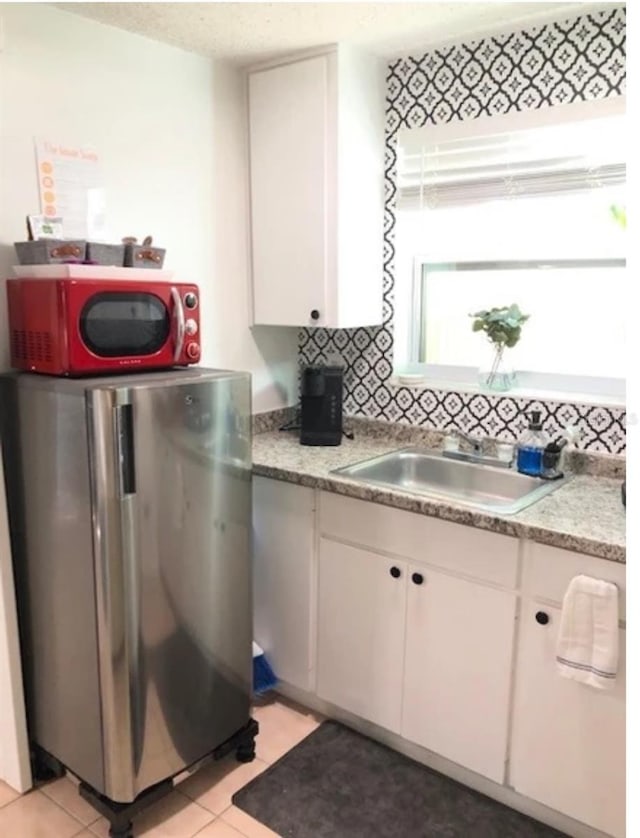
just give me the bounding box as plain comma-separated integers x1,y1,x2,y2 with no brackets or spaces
1,368,255,820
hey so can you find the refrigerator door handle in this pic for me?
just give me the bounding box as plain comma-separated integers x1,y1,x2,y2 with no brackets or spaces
113,400,144,779
171,286,186,363
115,404,136,497
89,391,138,800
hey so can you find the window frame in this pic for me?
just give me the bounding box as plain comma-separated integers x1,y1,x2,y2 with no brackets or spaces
401,256,626,404
394,96,626,405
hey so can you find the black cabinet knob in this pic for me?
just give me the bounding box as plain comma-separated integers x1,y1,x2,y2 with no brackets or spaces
535,611,550,625
389,566,401,579
411,572,424,585
310,309,320,321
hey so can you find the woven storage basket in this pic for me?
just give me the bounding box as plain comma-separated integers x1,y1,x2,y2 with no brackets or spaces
14,240,86,264
85,242,125,266
123,243,165,269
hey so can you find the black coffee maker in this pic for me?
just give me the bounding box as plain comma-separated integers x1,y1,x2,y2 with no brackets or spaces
300,365,343,446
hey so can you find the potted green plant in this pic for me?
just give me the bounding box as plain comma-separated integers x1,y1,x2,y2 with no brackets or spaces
610,204,626,229
470,304,529,391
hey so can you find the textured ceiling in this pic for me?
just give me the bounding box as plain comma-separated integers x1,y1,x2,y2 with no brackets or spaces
53,2,599,66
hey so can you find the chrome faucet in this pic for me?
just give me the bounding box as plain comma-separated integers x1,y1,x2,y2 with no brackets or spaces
455,430,486,456
442,430,512,469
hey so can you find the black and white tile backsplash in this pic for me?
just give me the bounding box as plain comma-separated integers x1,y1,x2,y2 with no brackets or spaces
299,5,626,454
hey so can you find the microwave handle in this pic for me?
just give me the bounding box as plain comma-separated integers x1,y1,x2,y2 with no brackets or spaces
171,286,186,362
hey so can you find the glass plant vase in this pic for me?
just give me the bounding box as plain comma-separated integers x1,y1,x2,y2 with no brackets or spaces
479,346,516,392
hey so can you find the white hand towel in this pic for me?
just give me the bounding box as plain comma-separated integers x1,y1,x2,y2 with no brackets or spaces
556,574,619,690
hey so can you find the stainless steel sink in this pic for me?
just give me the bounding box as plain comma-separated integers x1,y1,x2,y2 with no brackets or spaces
331,447,569,514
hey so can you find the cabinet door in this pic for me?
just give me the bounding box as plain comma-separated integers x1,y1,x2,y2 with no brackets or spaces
252,477,315,691
249,56,329,327
317,539,406,733
402,567,517,783
510,602,625,838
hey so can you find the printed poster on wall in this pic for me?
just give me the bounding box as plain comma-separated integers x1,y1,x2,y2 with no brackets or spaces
34,138,108,240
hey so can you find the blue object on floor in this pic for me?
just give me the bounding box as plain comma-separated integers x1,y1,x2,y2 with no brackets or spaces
253,642,277,694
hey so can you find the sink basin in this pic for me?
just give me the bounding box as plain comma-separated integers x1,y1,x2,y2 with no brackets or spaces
331,447,569,514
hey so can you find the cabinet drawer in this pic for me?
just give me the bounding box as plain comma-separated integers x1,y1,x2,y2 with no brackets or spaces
319,491,519,588
524,542,626,620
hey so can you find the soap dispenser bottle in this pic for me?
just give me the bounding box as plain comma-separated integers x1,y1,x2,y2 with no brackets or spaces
516,411,548,477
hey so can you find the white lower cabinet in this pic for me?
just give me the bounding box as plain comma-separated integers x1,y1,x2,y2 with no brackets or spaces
254,479,625,837
510,601,626,838
316,538,406,733
252,477,315,691
402,566,517,783
316,537,517,784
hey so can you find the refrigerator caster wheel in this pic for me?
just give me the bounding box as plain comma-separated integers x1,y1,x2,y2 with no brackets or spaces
236,743,256,763
31,747,65,783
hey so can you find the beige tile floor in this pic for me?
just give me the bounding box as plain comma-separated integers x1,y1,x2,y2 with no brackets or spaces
0,697,323,838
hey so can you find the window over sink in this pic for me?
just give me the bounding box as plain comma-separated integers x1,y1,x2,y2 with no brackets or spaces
394,97,626,402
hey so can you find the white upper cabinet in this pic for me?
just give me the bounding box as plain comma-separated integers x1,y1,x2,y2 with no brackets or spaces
247,46,385,328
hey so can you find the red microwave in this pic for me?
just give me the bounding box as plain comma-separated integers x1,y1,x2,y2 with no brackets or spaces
7,278,201,375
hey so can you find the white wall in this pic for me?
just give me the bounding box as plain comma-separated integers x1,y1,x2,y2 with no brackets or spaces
0,3,298,790
209,59,299,410
0,3,298,409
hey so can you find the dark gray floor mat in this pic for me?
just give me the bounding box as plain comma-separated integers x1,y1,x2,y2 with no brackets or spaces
233,720,569,837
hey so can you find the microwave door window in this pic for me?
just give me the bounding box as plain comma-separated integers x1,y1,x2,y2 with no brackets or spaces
80,293,170,357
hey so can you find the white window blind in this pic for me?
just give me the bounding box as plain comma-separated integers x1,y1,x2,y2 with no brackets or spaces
397,104,626,209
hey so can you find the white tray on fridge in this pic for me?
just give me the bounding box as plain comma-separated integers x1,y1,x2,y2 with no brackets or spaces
12,265,175,281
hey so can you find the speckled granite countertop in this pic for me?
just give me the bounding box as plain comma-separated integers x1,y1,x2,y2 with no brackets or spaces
252,428,626,564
